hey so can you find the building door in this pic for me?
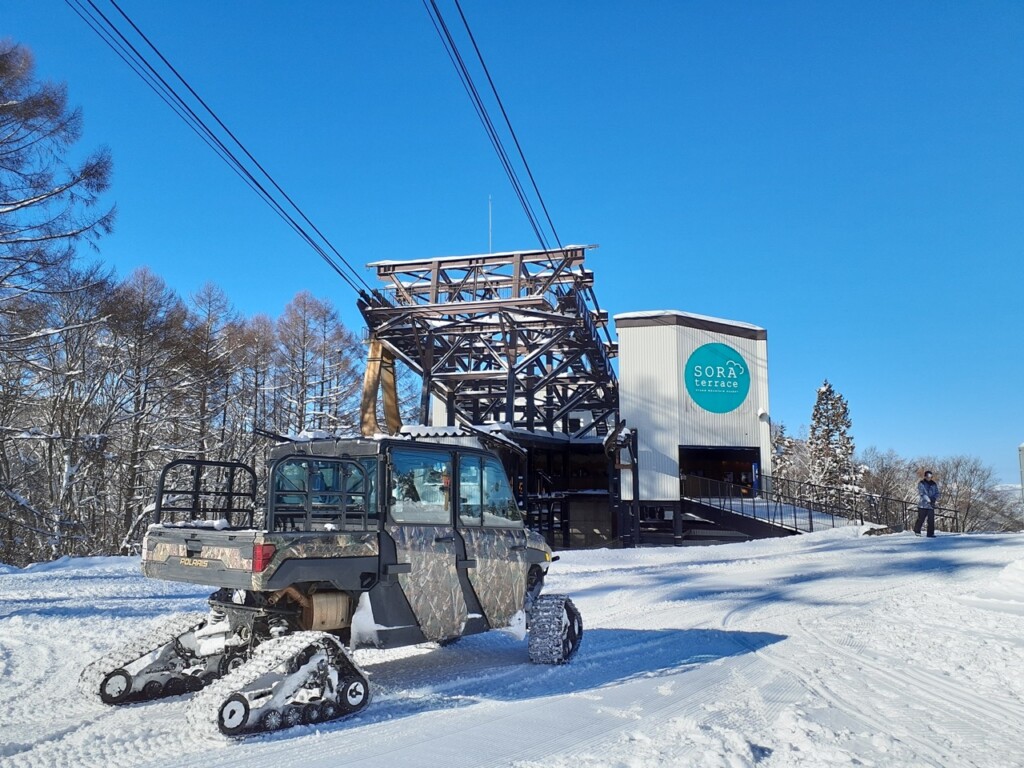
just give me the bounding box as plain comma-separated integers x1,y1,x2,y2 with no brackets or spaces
679,446,761,496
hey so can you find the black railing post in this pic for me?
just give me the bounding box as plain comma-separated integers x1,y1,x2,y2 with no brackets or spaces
674,474,686,546
629,429,640,548
673,499,684,546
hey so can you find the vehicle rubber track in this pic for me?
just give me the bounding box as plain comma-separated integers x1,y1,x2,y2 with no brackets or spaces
79,611,210,703
528,594,583,664
186,631,370,737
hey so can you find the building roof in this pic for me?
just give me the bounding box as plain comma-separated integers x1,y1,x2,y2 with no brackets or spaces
613,310,767,340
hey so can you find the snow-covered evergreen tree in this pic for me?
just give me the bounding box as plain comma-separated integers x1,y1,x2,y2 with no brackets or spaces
770,422,795,480
806,380,861,490
768,421,799,501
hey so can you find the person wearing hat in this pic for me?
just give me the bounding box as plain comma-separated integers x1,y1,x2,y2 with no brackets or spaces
914,470,940,537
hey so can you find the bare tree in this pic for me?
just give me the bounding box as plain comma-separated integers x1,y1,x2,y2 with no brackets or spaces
860,447,914,501
178,283,241,462
0,263,116,563
0,40,115,565
275,292,361,435
0,42,114,330
223,314,278,462
102,268,188,541
928,455,1017,533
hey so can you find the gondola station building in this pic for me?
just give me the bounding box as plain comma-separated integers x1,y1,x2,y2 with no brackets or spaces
615,310,772,523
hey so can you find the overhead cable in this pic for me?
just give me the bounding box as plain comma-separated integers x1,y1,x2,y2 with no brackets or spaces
65,0,375,298
452,0,563,252
423,0,551,252
431,2,615,345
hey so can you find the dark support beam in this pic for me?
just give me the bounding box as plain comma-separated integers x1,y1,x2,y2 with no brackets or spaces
505,336,517,425
360,245,618,438
630,429,641,547
419,335,434,424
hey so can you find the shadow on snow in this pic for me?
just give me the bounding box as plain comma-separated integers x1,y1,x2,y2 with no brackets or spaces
250,626,785,742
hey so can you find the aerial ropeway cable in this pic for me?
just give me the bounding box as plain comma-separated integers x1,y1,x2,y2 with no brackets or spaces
65,0,376,300
422,0,552,253
422,1,613,347
450,0,564,254
67,0,608,333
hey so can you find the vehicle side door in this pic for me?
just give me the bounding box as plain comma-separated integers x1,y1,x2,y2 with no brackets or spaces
457,453,528,628
386,447,466,641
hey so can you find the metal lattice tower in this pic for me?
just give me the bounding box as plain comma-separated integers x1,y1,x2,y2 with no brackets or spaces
358,245,618,437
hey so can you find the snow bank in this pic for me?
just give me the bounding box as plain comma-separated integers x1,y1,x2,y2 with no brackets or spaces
959,557,1024,616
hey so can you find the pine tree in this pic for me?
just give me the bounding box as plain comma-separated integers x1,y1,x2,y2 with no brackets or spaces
806,380,859,490
769,421,797,499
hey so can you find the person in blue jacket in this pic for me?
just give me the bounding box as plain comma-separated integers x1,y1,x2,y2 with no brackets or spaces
914,470,940,537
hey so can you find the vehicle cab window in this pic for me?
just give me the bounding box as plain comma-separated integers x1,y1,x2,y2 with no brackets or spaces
389,448,452,525
456,453,522,528
269,457,375,532
458,455,483,526
481,456,522,527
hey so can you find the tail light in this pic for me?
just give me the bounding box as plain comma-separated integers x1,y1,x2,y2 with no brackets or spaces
253,543,276,572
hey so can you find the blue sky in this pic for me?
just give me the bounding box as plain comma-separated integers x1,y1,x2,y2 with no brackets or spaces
6,1,1024,483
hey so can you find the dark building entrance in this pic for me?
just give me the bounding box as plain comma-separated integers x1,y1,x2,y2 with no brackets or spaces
679,446,762,496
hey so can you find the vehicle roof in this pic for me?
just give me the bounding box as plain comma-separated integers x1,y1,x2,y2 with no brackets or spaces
266,433,500,462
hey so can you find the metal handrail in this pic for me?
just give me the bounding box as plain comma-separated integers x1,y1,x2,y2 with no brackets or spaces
681,474,959,534
762,474,960,532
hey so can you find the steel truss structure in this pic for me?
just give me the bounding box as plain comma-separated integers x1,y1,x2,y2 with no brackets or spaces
358,245,618,437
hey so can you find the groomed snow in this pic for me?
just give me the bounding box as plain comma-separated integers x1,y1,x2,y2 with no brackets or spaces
2,529,1023,767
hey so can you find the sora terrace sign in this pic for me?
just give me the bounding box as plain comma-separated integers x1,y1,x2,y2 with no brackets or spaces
684,343,751,414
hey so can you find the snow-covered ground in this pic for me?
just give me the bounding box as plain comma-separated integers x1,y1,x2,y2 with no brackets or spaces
2,528,1023,768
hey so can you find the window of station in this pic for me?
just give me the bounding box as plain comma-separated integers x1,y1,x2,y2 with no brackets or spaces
678,447,762,496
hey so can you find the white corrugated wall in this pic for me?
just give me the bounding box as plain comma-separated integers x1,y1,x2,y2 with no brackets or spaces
618,316,772,503
618,324,682,501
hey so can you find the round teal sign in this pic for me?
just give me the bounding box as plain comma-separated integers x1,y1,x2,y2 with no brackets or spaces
684,343,751,413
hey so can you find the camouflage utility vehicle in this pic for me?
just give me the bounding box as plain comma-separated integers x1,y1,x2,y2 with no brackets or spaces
81,431,582,736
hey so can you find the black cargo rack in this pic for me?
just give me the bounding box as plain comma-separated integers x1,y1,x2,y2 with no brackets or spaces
155,459,258,528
